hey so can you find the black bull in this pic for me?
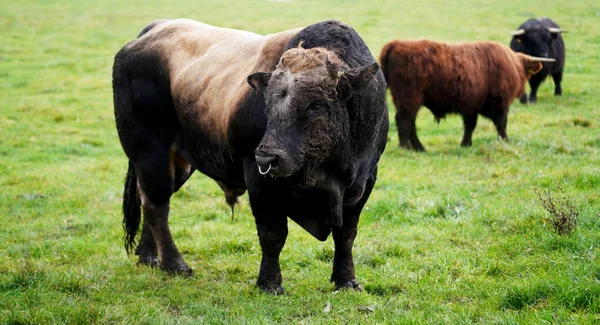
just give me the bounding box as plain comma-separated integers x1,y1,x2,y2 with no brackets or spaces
510,18,566,103
112,19,388,293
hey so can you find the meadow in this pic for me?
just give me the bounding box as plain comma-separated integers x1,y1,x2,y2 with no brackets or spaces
1,0,599,323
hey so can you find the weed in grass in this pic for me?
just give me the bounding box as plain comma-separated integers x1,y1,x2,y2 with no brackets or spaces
573,117,592,128
535,186,579,236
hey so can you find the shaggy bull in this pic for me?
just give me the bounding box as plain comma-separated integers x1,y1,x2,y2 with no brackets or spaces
380,40,553,151
510,18,566,103
112,19,388,293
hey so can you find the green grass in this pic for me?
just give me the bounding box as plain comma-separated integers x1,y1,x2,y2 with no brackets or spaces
1,0,600,323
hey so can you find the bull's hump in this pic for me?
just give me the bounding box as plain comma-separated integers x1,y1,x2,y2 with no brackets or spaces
166,22,301,139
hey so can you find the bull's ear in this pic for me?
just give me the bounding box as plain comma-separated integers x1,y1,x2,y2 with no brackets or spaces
337,62,379,100
346,62,380,89
522,57,543,76
247,72,272,91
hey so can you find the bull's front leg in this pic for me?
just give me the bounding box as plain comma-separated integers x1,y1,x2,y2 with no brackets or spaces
330,175,376,291
255,217,288,294
491,112,509,142
331,217,362,291
245,160,288,294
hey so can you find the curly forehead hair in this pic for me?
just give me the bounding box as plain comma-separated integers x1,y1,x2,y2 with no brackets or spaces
277,46,344,74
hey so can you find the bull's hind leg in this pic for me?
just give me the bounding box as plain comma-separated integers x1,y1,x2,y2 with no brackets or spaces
135,149,192,275
115,69,193,274
136,153,193,268
396,105,425,151
461,114,478,147
136,222,159,267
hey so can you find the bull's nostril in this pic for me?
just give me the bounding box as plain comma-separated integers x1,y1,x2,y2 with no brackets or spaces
255,154,278,175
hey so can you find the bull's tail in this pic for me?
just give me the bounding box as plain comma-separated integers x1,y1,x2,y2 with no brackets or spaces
379,42,396,85
123,160,141,254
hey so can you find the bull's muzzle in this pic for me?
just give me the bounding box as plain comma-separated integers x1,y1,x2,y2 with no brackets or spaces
255,152,279,176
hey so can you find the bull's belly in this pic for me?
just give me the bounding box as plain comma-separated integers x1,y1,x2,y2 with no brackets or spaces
176,132,245,186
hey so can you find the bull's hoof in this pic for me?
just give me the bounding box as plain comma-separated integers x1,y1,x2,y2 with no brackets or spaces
335,279,364,292
399,143,411,151
137,255,160,268
257,282,284,295
528,97,537,104
519,94,528,104
460,141,472,148
161,262,193,276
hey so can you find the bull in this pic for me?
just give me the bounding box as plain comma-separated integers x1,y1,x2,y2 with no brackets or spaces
510,18,566,103
112,19,388,293
380,40,553,151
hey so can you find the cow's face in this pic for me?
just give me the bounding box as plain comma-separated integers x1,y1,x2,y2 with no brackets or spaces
248,47,378,183
511,25,561,58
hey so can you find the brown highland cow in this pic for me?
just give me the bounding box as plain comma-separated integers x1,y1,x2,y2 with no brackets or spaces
380,40,554,151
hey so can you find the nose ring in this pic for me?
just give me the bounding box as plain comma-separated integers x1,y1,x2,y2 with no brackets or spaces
258,164,272,175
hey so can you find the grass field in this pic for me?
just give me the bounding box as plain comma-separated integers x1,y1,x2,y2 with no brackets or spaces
1,0,599,324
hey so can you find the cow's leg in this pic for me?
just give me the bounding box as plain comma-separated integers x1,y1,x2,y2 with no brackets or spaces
461,114,478,147
136,153,193,268
135,149,192,275
255,216,288,294
491,112,509,142
519,92,528,104
135,222,159,267
396,105,424,151
331,172,376,291
552,70,563,96
528,74,546,104
245,161,288,294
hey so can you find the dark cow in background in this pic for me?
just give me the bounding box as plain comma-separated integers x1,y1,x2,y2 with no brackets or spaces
380,40,553,151
510,18,566,103
112,19,388,293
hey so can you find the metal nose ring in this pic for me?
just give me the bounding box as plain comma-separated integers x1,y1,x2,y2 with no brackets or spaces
258,164,272,175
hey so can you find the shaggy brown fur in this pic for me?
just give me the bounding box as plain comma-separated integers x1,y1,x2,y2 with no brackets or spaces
278,46,346,74
380,40,543,151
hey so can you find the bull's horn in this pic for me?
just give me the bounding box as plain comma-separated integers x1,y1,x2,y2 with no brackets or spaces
529,56,556,62
511,29,525,36
547,27,563,33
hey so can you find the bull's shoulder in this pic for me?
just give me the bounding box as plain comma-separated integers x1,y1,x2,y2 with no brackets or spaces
170,25,300,140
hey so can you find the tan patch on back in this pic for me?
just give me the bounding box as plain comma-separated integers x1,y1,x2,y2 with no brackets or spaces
140,19,302,140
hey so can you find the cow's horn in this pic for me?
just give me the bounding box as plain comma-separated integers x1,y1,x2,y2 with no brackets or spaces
547,27,563,33
511,29,525,36
529,56,556,62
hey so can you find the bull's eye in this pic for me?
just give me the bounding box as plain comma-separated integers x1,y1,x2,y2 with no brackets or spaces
307,102,327,117
516,38,522,43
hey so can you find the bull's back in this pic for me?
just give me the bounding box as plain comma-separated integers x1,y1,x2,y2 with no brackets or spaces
384,40,488,109
383,40,523,113
119,19,300,141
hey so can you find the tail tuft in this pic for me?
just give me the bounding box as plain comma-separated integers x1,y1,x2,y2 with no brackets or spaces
123,161,141,254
